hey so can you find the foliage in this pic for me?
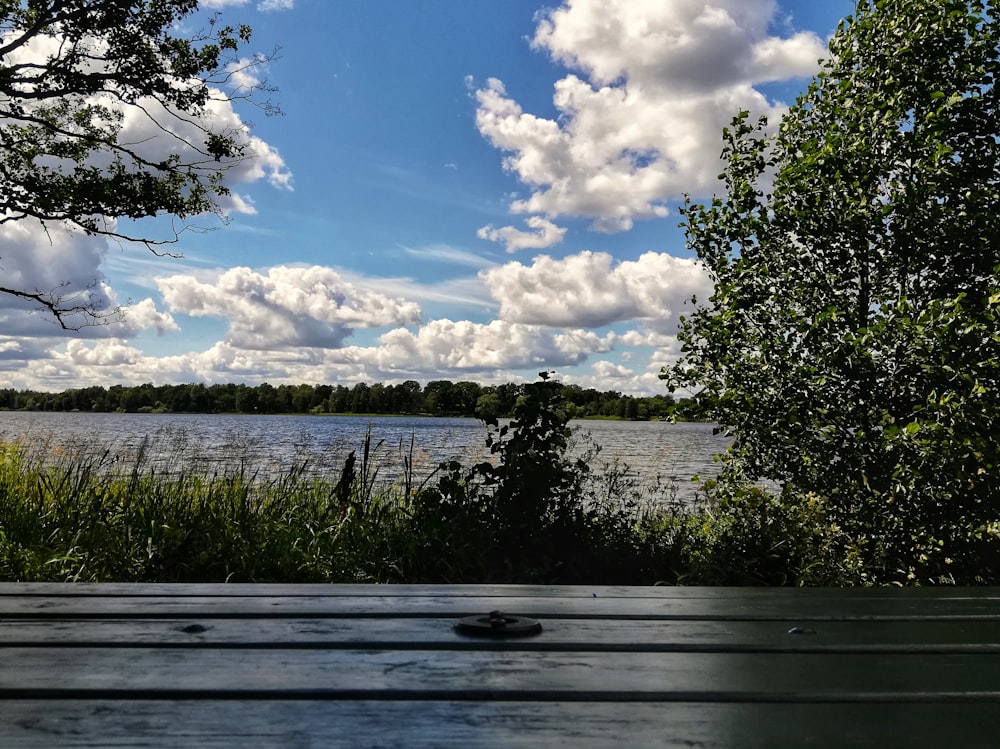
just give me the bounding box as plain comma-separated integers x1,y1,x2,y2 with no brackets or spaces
0,434,410,583
0,378,690,420
405,374,679,583
3,421,997,586
674,483,865,586
0,375,704,584
665,0,1000,583
0,0,276,325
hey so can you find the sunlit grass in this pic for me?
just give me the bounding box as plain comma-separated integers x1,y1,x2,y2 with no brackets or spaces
0,432,418,582
0,427,861,585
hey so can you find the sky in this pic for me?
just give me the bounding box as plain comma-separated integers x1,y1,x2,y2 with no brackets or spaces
1,0,854,395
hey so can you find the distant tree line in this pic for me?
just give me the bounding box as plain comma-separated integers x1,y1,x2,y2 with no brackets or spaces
0,381,709,421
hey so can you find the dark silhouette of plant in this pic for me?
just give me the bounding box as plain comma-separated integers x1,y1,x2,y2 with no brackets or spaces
406,373,660,583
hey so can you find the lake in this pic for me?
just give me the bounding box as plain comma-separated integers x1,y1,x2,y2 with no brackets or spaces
0,412,730,503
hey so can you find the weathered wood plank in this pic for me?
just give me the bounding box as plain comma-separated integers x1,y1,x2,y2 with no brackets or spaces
1,648,998,700
2,585,999,746
3,700,1000,748
1,617,998,653
3,582,1000,601
2,593,999,619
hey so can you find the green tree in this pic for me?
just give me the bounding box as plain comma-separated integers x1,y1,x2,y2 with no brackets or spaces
474,392,504,421
396,380,424,414
349,382,370,414
0,0,276,325
423,380,456,415
665,0,1000,581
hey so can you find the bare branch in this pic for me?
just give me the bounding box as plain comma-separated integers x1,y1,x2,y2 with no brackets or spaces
0,282,121,331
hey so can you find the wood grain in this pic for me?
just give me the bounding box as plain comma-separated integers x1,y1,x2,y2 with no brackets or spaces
3,701,1000,748
2,584,999,747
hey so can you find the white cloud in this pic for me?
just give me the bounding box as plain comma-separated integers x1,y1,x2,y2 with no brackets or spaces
612,327,679,351
340,319,613,375
118,299,181,337
118,0,293,13
64,338,142,367
3,312,688,393
567,362,670,396
225,56,265,97
0,336,49,368
0,220,111,330
477,216,568,253
0,220,176,339
196,1,294,11
6,316,613,389
590,360,636,379
476,0,826,231
2,30,293,206
118,94,292,203
482,250,711,330
157,265,422,350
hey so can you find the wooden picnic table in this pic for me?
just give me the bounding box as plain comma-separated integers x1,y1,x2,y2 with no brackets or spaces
1,583,1000,747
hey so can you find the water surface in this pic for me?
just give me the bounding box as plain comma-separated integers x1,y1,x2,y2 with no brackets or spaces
0,412,729,502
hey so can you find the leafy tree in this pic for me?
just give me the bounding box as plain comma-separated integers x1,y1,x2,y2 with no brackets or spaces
665,0,1000,581
349,382,370,413
0,0,277,325
474,392,504,421
395,380,424,414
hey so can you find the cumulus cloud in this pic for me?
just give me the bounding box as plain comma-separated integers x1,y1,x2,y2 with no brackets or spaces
569,361,670,396
476,0,826,231
157,265,422,350
1,27,293,206
0,336,50,368
0,220,111,328
612,326,679,352
5,317,690,393
117,299,181,337
339,319,613,375
477,216,568,253
482,250,712,331
64,338,143,367
8,317,612,389
0,218,178,339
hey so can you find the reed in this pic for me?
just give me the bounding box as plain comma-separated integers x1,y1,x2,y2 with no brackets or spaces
0,387,860,585
0,427,691,583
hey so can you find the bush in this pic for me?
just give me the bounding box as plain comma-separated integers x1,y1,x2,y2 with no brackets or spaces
676,482,865,586
405,373,679,583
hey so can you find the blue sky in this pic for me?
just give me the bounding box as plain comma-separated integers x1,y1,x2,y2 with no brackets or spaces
1,0,853,394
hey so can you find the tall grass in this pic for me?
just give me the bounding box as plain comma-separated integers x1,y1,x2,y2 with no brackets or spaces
0,382,865,586
0,432,409,582
0,427,696,583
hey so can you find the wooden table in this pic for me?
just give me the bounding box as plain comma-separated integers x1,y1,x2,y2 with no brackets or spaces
2,584,1000,747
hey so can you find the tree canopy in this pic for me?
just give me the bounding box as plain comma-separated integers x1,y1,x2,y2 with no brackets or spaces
0,378,687,421
0,0,276,325
666,0,1000,581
